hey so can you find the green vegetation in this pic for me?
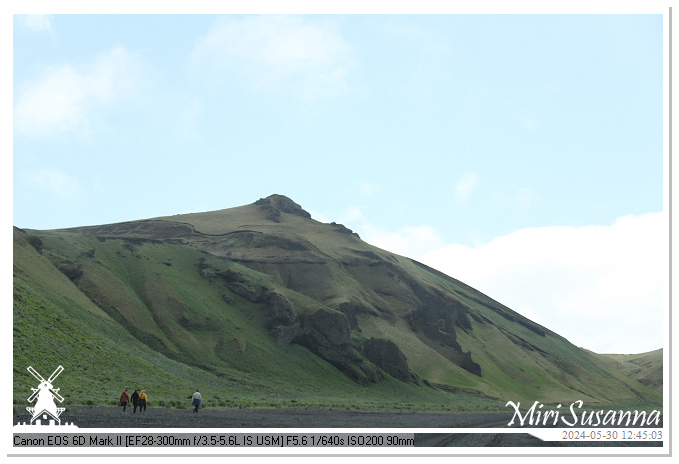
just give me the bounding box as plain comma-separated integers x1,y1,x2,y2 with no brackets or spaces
591,349,663,395
15,271,502,410
13,195,662,412
13,227,498,411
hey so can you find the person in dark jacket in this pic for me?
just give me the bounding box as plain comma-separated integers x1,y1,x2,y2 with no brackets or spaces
120,389,130,413
131,389,140,414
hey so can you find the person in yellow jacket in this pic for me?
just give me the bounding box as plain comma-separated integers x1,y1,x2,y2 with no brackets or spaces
138,390,148,413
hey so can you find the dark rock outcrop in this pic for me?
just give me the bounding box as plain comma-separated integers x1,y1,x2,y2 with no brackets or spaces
256,194,312,222
293,308,355,366
336,302,360,330
266,292,297,328
227,282,265,303
361,338,411,382
275,323,301,346
273,195,311,219
58,262,84,281
26,235,44,254
259,204,281,223
217,269,248,283
285,308,388,385
80,249,95,258
407,282,482,377
331,222,360,238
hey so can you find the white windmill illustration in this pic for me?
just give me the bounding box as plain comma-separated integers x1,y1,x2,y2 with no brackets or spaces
26,365,65,425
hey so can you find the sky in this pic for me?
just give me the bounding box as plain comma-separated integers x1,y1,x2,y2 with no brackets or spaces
10,11,668,355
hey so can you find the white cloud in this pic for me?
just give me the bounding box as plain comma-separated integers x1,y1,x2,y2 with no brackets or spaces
454,171,478,205
307,210,331,224
418,212,666,354
24,169,80,197
191,15,352,100
20,14,53,33
341,207,364,222
14,47,144,137
361,223,446,259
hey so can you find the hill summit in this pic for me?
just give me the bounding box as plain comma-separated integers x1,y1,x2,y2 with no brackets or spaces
254,194,312,222
13,195,661,407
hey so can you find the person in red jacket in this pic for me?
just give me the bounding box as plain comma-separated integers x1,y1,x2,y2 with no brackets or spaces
120,389,130,413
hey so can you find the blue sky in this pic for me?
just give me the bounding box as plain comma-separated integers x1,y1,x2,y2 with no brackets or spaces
11,12,668,354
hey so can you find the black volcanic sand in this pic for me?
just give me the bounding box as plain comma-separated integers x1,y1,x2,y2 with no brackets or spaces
16,406,515,428
13,407,663,447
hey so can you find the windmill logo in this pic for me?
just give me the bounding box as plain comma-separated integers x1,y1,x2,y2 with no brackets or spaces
15,365,76,427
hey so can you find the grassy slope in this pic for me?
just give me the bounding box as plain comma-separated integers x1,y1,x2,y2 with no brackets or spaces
358,272,661,406
13,197,662,410
591,349,663,395
438,271,661,406
14,228,221,406
14,227,494,411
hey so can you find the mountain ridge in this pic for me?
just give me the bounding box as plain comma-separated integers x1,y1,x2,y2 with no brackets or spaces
13,194,662,408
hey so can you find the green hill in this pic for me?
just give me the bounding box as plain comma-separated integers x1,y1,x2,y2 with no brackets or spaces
592,349,663,395
13,194,662,411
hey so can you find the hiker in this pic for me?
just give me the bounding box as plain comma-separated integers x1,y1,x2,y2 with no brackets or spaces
189,389,202,413
138,390,147,413
131,389,140,414
120,389,130,413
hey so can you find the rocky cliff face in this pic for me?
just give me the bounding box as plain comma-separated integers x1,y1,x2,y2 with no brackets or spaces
240,196,480,382
46,194,494,383
29,194,660,405
255,194,312,222
262,287,414,385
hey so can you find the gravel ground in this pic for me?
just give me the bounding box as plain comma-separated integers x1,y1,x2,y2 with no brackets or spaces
15,406,517,429
13,407,664,448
